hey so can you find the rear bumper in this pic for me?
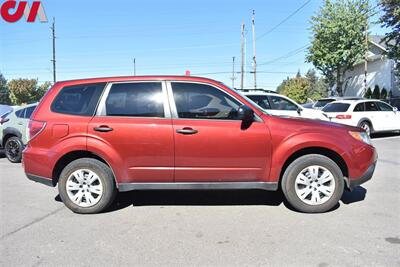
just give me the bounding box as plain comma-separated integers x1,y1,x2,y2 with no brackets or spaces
347,161,376,191
26,173,54,187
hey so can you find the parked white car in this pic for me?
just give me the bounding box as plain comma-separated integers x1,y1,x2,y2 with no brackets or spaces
240,90,327,120
322,99,400,135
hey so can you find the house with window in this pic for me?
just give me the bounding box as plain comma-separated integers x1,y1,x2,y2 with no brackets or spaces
341,35,399,98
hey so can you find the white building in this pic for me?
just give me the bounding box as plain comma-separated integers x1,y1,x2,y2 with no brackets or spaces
342,35,399,97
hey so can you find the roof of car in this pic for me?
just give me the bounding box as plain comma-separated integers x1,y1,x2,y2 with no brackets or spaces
327,99,384,105
54,75,224,87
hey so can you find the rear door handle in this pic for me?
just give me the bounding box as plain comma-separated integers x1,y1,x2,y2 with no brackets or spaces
93,126,113,132
176,128,198,135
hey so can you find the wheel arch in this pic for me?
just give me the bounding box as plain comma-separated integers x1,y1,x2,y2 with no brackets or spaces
2,127,22,147
279,146,349,187
357,118,374,130
51,150,118,187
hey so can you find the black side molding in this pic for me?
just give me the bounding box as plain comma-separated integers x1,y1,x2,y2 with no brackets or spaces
118,182,279,192
26,173,55,187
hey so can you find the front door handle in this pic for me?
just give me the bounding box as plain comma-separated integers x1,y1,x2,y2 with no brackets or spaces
176,128,198,135
93,126,113,132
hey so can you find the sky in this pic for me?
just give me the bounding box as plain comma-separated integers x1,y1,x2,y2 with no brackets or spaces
0,0,387,90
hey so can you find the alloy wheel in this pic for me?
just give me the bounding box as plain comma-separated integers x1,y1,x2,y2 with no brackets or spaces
5,139,20,161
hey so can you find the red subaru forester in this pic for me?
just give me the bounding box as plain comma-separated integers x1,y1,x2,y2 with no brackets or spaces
23,76,377,214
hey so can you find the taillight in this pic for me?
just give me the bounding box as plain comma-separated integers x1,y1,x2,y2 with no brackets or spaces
28,120,46,141
335,114,352,119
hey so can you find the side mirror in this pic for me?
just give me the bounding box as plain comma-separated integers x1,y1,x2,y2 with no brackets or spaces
297,107,302,115
237,105,254,122
393,107,398,112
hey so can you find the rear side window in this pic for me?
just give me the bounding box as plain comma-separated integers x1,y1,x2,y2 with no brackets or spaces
365,102,379,111
105,82,164,117
247,95,271,109
24,106,36,118
314,99,334,108
353,103,365,112
322,103,350,112
15,109,25,118
51,83,106,116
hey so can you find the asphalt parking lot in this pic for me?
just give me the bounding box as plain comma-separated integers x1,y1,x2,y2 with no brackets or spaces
0,135,399,266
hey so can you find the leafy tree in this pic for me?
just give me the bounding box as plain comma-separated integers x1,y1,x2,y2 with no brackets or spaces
307,0,369,96
0,73,11,105
381,88,388,99
372,85,381,99
276,77,289,94
8,79,51,105
305,69,329,100
280,76,311,103
364,87,372,98
380,0,400,80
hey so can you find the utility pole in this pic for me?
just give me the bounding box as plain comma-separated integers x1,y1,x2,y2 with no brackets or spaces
230,56,236,88
133,58,136,76
252,10,257,89
363,20,368,95
51,17,56,83
240,22,245,89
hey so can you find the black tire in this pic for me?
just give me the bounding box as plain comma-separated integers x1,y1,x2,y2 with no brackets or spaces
5,136,23,163
359,121,372,136
58,158,117,214
281,154,344,213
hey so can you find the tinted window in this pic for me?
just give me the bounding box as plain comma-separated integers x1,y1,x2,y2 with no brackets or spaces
172,82,241,120
269,95,298,111
377,101,393,111
247,95,271,109
322,103,350,112
15,109,25,118
24,106,36,118
365,101,379,111
353,103,365,112
51,83,106,116
314,99,334,108
105,82,164,117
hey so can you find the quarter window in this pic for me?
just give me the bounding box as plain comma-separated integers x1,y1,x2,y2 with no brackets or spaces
171,82,241,120
15,109,25,118
105,82,164,117
51,83,106,116
353,103,365,112
24,106,36,118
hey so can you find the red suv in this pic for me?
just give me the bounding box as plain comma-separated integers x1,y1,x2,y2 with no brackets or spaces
23,76,377,214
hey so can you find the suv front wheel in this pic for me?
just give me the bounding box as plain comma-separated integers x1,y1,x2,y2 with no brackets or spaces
58,158,117,214
281,154,344,213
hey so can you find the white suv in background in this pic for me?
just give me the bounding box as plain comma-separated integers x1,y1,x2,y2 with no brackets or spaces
240,90,327,120
322,99,400,135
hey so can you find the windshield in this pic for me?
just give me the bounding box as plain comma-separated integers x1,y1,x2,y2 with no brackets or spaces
314,99,335,108
322,103,350,112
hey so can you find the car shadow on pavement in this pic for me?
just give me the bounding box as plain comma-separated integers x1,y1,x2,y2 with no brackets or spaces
107,190,284,212
341,186,367,204
371,132,400,139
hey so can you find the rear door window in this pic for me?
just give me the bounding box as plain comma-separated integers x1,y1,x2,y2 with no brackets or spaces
322,103,350,112
365,101,379,111
268,95,298,111
246,95,271,109
105,82,164,117
15,109,25,118
24,106,36,118
51,83,106,116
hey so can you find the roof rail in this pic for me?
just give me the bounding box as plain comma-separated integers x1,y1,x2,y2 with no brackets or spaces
234,88,279,94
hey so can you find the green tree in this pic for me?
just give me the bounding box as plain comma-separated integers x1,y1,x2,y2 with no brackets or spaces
0,73,11,105
364,87,372,98
280,76,311,103
372,85,381,99
307,0,369,96
380,0,400,81
381,88,388,99
8,79,51,105
305,69,329,100
276,77,289,94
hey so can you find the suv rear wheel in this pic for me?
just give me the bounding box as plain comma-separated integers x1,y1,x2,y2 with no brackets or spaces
5,136,23,163
58,158,117,214
281,154,344,213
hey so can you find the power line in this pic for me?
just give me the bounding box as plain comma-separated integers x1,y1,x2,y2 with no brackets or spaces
257,0,312,40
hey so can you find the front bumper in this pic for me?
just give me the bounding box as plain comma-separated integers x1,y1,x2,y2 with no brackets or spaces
347,161,376,191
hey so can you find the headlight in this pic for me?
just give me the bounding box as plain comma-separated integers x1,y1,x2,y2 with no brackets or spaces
349,131,371,145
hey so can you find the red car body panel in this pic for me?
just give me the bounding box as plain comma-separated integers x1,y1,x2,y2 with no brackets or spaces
23,76,377,189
